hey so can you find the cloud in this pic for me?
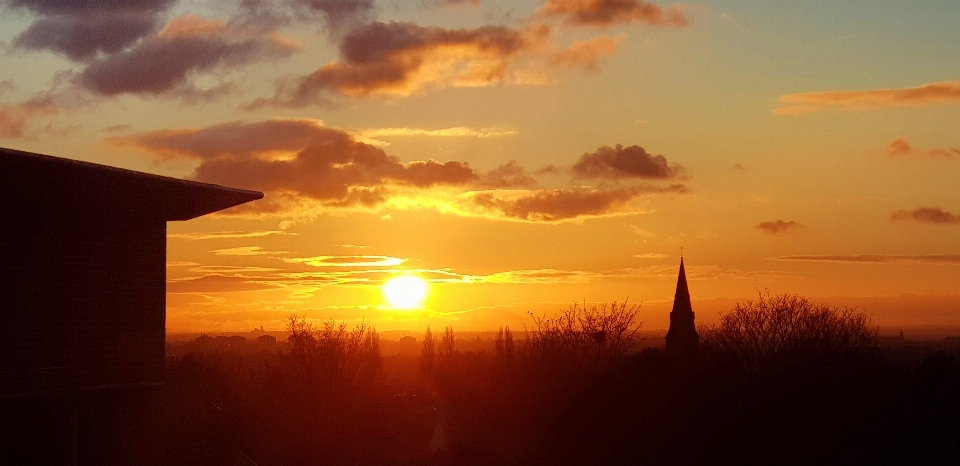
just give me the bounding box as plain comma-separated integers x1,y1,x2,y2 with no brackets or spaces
289,0,375,34
169,230,294,240
168,274,283,293
478,161,538,188
633,253,668,259
571,144,686,180
891,207,960,225
115,119,688,220
756,220,803,235
76,15,298,97
284,255,406,267
469,268,604,284
547,35,623,71
884,137,959,160
7,0,176,61
775,80,960,115
778,255,960,265
211,246,289,256
467,184,687,222
253,21,546,105
0,95,60,138
167,261,200,267
537,0,688,28
352,125,518,147
110,118,482,208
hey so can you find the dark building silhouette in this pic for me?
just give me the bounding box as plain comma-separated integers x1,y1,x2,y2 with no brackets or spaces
665,258,699,353
0,147,262,465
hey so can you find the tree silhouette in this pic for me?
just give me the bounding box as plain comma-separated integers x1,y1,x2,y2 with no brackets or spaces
700,291,876,374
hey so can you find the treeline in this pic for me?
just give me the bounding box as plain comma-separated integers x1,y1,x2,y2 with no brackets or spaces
161,294,960,465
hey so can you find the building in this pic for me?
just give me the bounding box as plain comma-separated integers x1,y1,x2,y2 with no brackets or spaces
665,257,699,354
0,147,262,465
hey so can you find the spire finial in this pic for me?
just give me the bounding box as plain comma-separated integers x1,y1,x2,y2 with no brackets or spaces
680,245,684,259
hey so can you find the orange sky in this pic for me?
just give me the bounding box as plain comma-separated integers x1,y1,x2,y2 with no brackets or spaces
2,1,959,332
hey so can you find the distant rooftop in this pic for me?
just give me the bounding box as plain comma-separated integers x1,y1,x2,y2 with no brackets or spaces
1,147,262,221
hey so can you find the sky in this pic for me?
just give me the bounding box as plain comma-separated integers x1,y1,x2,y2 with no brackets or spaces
2,0,960,333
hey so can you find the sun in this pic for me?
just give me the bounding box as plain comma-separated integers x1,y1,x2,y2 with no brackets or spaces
383,275,429,310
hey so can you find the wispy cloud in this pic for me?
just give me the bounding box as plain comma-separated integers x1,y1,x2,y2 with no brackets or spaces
353,126,519,146
467,269,604,284
775,79,960,115
284,255,407,267
778,255,960,264
633,253,668,259
170,230,294,240
891,207,960,225
211,246,289,256
357,126,518,138
756,220,803,235
167,261,200,267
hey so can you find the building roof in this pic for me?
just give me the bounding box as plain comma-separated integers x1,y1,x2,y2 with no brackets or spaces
1,147,262,221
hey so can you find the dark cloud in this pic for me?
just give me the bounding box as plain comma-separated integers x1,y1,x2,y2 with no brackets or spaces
538,0,688,28
470,184,687,222
7,0,176,61
756,220,803,235
891,207,960,225
778,255,960,265
571,144,685,180
254,21,543,106
76,15,297,97
110,118,481,208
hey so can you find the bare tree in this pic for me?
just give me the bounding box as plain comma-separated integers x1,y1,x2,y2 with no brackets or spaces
285,315,381,397
700,291,876,374
526,301,642,369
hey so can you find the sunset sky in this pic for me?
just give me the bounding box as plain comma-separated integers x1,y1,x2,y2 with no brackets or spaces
2,0,959,333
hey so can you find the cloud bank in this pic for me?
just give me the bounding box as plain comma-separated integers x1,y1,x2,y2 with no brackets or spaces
114,118,688,221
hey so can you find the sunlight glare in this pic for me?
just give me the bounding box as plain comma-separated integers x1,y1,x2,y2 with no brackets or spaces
383,275,429,310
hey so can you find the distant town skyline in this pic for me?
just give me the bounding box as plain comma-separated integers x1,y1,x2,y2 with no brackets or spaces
2,1,959,331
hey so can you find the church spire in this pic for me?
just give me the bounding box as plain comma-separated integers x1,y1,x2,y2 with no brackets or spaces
665,257,699,354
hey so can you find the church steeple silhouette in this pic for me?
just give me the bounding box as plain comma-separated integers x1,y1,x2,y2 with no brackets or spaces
665,257,699,353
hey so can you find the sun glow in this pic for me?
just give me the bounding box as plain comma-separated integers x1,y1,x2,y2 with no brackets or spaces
382,275,429,310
